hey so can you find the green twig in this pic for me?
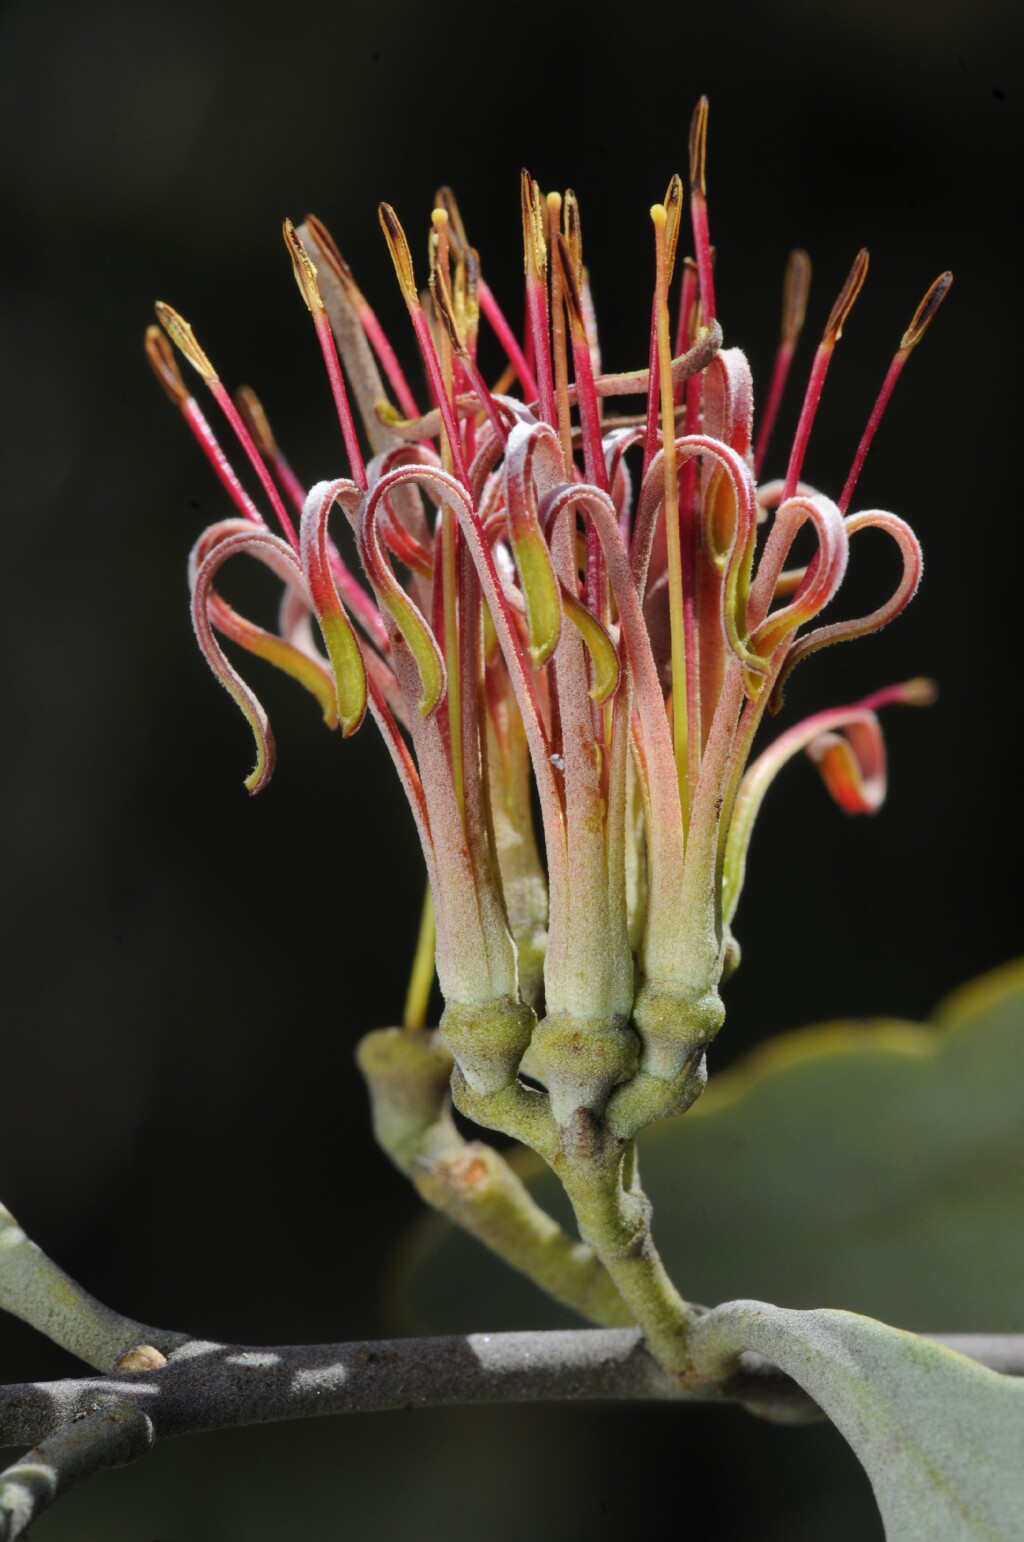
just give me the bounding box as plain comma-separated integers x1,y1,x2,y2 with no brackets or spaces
0,1405,153,1541
0,1202,187,1373
356,1029,632,1328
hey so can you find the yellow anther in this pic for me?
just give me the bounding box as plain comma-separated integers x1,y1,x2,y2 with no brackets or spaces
283,218,324,314
429,258,465,357
562,189,583,283
235,385,277,457
823,249,869,344
900,676,939,706
155,302,218,383
379,203,418,303
662,174,684,280
553,232,585,335
145,324,189,405
303,214,365,308
688,96,709,194
520,170,547,279
781,249,812,346
900,271,953,352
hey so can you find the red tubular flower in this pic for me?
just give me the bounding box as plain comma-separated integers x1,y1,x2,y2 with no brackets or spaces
151,99,949,1129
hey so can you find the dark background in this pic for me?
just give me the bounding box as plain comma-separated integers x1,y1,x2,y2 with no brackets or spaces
1,0,1021,1535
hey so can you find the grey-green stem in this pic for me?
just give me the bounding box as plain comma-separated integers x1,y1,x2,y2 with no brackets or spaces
356,1029,632,1328
0,1405,153,1541
4,1328,1022,1451
0,1204,188,1373
451,1071,698,1375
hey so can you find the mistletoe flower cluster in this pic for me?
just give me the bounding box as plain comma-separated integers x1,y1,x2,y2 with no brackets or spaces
149,101,948,1133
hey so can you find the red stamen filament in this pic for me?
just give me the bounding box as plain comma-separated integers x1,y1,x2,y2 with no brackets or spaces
673,258,699,365
641,296,663,479
431,210,466,821
755,341,795,480
837,351,906,514
653,204,691,829
236,387,308,513
838,271,952,513
310,310,367,490
235,386,388,651
782,249,869,502
690,191,715,326
207,382,299,549
754,249,811,477
780,344,831,502
181,396,263,526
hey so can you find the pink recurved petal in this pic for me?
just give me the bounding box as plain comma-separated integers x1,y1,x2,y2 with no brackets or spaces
769,508,923,710
701,348,753,460
721,681,932,926
189,525,316,793
299,480,368,736
502,420,565,666
358,469,447,719
806,718,886,814
748,493,850,659
189,521,336,731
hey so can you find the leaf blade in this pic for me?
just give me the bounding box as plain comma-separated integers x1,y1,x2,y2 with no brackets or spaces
692,1301,1024,1541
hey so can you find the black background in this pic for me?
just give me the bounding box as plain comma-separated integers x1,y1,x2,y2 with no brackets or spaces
1,0,1021,1535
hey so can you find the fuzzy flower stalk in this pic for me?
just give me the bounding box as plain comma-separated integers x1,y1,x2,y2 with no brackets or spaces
150,100,948,1374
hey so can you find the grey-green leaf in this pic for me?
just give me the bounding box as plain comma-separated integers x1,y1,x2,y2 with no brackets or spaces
691,1301,1024,1541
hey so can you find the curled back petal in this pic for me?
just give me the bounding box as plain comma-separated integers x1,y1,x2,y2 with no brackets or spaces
602,425,641,539
558,580,621,704
188,521,338,731
299,480,369,736
377,499,434,578
748,492,849,663
769,508,923,711
189,527,316,793
365,441,437,551
278,585,319,657
701,348,754,460
721,689,926,927
806,722,886,814
754,478,824,594
359,470,447,718
468,420,511,509
749,484,835,618
540,482,669,763
756,477,822,505
633,435,760,675
213,590,338,729
188,518,300,589
502,420,564,666
279,585,373,727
